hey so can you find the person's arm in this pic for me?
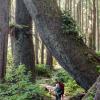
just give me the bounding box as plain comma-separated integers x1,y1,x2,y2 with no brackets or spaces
54,83,59,91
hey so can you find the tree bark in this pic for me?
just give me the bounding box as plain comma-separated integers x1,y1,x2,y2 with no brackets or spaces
35,30,39,64
11,0,35,81
82,76,100,100
46,49,53,69
94,76,100,100
92,0,96,50
41,42,44,64
23,0,100,90
0,0,9,81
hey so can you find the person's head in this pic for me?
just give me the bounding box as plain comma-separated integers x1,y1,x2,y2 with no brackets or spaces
55,79,59,83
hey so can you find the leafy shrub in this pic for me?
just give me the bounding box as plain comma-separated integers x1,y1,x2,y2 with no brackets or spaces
7,48,13,67
36,64,52,77
61,11,85,44
96,65,100,73
61,11,78,34
96,51,100,56
0,65,47,100
86,91,95,100
55,69,71,82
64,79,84,96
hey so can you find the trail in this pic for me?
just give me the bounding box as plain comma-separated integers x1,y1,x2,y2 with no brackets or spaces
41,84,71,100
51,95,71,100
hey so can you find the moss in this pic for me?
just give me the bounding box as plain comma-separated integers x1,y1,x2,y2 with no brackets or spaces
61,11,84,45
96,65,100,73
85,91,95,100
61,11,78,34
9,22,29,29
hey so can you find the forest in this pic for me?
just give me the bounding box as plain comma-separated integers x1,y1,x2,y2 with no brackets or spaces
0,0,100,100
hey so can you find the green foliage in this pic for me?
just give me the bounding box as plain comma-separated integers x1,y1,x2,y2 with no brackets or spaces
64,79,84,96
61,11,78,35
96,51,100,56
53,69,71,82
0,65,46,100
6,65,32,82
36,64,51,77
7,48,13,67
36,68,84,96
96,52,100,73
61,11,85,45
96,65,100,73
86,91,95,100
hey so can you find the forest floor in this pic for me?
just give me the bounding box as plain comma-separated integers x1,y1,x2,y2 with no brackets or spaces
51,95,71,100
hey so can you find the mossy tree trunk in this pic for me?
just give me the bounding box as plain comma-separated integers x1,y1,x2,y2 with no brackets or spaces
23,0,100,90
82,76,100,100
0,0,9,81
11,0,35,81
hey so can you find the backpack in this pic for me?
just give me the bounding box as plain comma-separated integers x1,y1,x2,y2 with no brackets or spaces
55,86,62,96
58,82,64,95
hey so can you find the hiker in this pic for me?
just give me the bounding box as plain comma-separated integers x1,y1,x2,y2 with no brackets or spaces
54,79,64,100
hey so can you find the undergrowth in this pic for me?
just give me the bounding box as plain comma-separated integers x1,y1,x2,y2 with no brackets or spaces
0,65,48,100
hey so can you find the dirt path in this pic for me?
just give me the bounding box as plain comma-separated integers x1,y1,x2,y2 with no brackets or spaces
51,95,71,100
41,84,71,100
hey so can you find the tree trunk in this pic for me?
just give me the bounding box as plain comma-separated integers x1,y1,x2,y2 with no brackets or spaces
94,76,100,100
35,30,39,64
88,7,93,48
41,42,44,64
92,0,96,50
96,0,99,51
0,0,9,81
11,0,35,81
23,0,100,90
82,76,100,100
77,0,81,29
46,49,53,69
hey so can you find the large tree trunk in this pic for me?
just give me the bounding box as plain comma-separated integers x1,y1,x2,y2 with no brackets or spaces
0,0,9,81
11,0,35,81
94,76,100,100
82,76,100,100
23,0,100,90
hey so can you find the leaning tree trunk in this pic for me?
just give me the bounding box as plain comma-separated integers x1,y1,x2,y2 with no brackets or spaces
82,75,100,100
94,76,100,100
23,0,100,90
0,0,9,81
11,0,35,81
